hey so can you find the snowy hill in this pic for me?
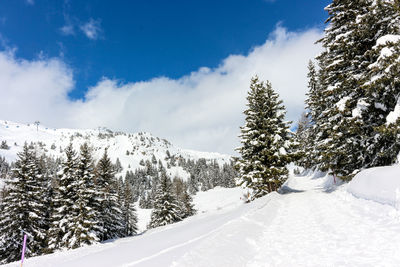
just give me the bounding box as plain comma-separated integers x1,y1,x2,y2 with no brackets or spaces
3,167,400,267
0,119,231,181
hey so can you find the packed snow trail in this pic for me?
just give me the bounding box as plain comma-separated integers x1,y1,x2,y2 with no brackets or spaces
4,174,400,267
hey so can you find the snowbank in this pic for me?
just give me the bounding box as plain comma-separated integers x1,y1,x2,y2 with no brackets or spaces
347,165,400,207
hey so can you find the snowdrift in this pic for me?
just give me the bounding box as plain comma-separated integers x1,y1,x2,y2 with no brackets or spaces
347,165,400,207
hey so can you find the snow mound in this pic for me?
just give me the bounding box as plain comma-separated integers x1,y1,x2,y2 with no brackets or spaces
347,165,400,207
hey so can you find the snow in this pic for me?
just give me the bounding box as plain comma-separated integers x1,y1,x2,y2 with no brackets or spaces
0,119,232,181
5,169,400,266
386,98,400,125
380,47,393,57
374,102,387,111
352,99,369,118
136,204,152,233
376,34,400,46
335,96,351,112
347,165,400,207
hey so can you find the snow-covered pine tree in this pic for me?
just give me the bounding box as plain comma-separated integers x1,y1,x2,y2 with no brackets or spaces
312,0,374,179
114,157,123,173
297,60,321,169
235,76,292,200
95,148,124,241
48,143,79,251
121,181,138,236
172,177,196,219
34,153,53,251
294,111,313,169
178,185,196,219
70,142,100,248
0,144,48,263
308,0,400,179
359,0,400,167
148,173,181,228
220,162,237,188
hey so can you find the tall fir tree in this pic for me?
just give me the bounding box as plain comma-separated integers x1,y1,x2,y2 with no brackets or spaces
172,177,196,219
360,0,400,167
298,60,322,169
235,76,292,200
48,143,79,250
294,111,313,169
306,0,400,179
95,148,124,241
312,0,373,179
121,181,138,236
0,144,49,263
70,143,100,248
148,173,181,228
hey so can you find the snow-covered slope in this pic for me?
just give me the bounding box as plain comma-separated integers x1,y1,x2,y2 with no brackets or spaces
348,164,400,207
4,170,400,267
0,120,231,180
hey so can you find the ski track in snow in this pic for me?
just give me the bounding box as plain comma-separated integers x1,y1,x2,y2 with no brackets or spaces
3,175,400,267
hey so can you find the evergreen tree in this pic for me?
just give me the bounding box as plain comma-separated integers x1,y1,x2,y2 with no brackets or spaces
312,0,372,178
172,177,195,218
70,143,100,248
148,173,181,228
48,143,79,251
0,144,48,263
235,76,292,200
306,0,400,179
96,149,124,241
298,60,322,169
175,180,196,219
114,157,123,173
34,154,54,252
294,111,313,169
360,0,400,167
121,181,138,236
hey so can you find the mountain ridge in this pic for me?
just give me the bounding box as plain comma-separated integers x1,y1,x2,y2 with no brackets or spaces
0,119,232,181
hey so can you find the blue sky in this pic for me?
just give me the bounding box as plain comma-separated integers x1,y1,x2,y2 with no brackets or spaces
0,0,328,154
0,0,329,100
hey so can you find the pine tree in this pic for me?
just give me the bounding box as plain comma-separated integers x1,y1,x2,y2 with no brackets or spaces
48,143,79,251
172,178,196,219
148,173,181,228
96,149,124,241
360,0,400,167
114,158,123,173
34,154,53,252
121,181,138,236
235,76,292,200
298,60,322,169
0,144,48,263
307,0,400,179
70,143,100,248
311,0,372,178
294,112,313,169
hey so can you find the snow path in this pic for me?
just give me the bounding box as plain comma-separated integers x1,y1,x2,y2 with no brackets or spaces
4,175,400,267
174,176,400,266
248,190,400,266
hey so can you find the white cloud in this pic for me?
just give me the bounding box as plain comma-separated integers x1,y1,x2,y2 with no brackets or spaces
60,24,74,36
26,0,34,5
0,26,322,154
80,19,102,40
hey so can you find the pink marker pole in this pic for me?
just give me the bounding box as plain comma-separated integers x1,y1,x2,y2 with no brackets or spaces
20,234,27,267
